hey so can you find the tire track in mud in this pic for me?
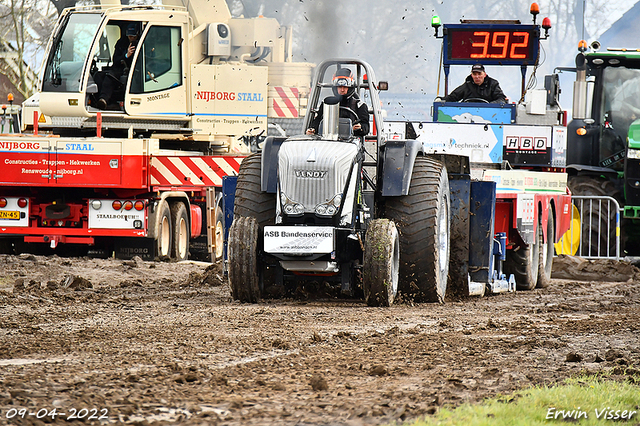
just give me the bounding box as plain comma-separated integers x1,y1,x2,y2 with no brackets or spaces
0,254,639,425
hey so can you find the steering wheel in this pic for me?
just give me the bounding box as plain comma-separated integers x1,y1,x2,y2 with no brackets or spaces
339,106,360,124
462,98,489,103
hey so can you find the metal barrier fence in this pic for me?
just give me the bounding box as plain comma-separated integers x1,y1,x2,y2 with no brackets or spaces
562,195,621,259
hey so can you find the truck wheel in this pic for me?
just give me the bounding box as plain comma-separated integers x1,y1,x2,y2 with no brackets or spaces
384,157,450,303
505,237,539,290
363,219,400,307
171,202,189,261
155,200,172,259
228,216,261,302
568,176,620,257
234,153,276,227
537,208,554,288
214,206,224,260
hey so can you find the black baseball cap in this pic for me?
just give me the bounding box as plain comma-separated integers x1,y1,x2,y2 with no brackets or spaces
471,64,485,73
126,24,138,36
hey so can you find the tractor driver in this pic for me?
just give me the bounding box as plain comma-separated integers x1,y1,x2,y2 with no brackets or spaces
95,23,140,110
443,64,507,104
306,68,370,136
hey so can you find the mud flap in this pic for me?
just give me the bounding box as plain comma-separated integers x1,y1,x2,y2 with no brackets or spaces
448,175,471,298
115,237,155,260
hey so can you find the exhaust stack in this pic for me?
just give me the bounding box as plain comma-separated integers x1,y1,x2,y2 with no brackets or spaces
322,96,341,140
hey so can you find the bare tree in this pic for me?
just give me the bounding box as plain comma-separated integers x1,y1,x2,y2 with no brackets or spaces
0,0,56,99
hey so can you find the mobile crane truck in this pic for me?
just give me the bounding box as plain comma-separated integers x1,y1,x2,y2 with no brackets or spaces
224,4,572,305
0,0,313,260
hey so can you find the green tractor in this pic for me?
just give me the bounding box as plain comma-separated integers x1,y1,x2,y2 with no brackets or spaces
565,40,640,257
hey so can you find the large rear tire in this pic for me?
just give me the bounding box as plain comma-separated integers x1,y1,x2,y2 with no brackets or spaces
536,208,554,288
363,219,400,307
228,216,261,302
228,153,276,298
155,200,172,259
384,157,450,303
568,176,620,257
234,153,276,227
171,202,189,261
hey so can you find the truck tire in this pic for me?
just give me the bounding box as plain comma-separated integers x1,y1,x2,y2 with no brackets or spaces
214,206,224,260
568,176,620,257
171,202,189,261
384,157,450,303
228,216,261,302
363,219,400,307
536,208,554,288
505,237,539,290
234,153,276,227
155,200,172,259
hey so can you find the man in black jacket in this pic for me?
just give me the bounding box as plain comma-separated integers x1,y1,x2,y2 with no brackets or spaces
95,23,140,110
306,68,369,137
444,64,506,104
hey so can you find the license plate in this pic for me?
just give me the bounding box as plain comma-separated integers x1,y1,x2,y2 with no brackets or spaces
0,211,19,220
264,226,334,254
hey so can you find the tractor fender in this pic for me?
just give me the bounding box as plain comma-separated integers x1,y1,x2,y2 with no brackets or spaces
261,136,287,193
381,139,424,196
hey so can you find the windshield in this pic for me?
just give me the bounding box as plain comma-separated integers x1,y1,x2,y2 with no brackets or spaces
42,13,102,92
599,66,640,169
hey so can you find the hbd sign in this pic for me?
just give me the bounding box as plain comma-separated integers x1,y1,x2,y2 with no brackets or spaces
505,136,548,151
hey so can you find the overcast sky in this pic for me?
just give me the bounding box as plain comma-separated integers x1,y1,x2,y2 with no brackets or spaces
231,0,639,116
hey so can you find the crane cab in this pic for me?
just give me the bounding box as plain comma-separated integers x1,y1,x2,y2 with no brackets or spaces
38,6,190,133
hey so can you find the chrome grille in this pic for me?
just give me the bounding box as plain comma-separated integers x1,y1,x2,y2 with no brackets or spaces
279,140,358,213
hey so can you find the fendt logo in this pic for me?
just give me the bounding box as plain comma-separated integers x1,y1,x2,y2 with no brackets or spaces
506,136,548,151
295,170,327,178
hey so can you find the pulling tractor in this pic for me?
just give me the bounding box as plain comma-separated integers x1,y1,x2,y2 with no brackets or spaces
228,59,514,306
226,4,573,306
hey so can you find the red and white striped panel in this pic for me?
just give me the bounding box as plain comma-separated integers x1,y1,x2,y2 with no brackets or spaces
150,156,244,187
271,87,300,118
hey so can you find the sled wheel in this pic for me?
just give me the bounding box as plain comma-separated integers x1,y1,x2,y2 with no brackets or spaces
363,219,400,307
228,216,261,302
505,235,540,291
536,208,555,288
171,202,189,261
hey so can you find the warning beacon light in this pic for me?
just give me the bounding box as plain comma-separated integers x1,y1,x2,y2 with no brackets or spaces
578,39,588,53
530,3,540,24
431,15,441,37
542,17,552,38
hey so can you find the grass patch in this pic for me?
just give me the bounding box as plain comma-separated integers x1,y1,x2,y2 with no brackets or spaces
407,374,640,425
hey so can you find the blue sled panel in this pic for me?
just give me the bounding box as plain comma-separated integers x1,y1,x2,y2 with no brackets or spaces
448,176,470,297
434,102,516,124
469,180,496,284
222,175,238,262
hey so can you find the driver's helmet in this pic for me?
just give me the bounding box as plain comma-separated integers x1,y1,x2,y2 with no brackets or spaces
332,68,356,98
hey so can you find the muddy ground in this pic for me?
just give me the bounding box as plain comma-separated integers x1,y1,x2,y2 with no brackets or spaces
0,254,639,425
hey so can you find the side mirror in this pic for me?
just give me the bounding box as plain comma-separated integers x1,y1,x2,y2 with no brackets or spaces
378,81,389,91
